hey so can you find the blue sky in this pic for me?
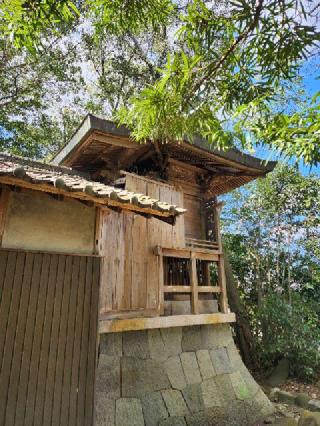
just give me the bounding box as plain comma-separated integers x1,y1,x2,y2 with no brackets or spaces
251,60,320,176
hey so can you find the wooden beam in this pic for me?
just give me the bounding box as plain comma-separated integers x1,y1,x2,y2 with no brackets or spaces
198,286,221,293
157,246,220,261
99,312,236,333
163,285,191,293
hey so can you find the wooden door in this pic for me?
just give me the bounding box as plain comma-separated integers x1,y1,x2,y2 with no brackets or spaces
0,250,100,426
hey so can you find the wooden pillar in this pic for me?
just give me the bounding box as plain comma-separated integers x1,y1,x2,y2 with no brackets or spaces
190,252,199,314
214,202,229,314
155,246,165,315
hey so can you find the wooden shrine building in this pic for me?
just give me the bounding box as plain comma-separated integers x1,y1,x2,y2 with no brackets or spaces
0,114,276,426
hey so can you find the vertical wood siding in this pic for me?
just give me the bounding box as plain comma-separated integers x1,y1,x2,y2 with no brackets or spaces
0,250,100,426
99,174,185,317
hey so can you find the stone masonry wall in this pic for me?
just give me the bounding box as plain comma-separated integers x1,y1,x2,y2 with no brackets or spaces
95,324,274,426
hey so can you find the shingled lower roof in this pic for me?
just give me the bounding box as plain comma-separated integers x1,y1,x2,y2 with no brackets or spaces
0,153,186,221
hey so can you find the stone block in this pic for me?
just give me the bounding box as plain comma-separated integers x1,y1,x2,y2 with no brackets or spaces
182,326,202,352
230,371,253,400
201,378,223,408
250,388,275,418
164,356,187,390
308,400,320,412
116,398,144,426
95,354,120,399
171,300,191,315
226,342,243,371
225,400,248,426
182,384,204,413
161,389,189,417
121,357,170,398
148,329,168,362
180,352,202,385
185,407,227,426
159,417,187,426
99,332,122,357
210,347,232,374
141,391,168,426
277,390,296,405
295,393,311,409
95,392,115,426
196,349,216,380
198,299,218,314
161,327,182,357
201,324,233,349
123,330,150,359
274,418,298,426
298,410,320,425
240,366,260,397
214,374,236,403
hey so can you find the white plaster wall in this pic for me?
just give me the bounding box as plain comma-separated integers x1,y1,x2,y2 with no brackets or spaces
2,190,96,254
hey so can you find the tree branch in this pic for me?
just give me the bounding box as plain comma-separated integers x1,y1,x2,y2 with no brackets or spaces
185,0,264,106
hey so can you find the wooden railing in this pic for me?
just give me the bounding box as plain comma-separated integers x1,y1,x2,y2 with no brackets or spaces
155,201,228,316
155,244,228,315
185,237,219,252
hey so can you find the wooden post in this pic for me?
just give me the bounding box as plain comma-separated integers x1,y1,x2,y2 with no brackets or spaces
94,206,102,255
0,187,10,247
155,246,165,315
190,252,199,314
214,202,229,313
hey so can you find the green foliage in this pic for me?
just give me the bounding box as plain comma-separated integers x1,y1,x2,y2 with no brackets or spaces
91,0,175,35
223,164,320,381
254,293,320,381
0,0,78,52
1,0,320,163
117,0,320,164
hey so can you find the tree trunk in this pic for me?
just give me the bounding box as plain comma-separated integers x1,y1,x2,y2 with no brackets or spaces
223,247,258,370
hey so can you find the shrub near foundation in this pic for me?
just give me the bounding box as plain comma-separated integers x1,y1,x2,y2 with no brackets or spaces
254,294,320,382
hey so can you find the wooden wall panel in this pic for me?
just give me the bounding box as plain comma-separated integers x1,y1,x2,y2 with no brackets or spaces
184,194,205,239
0,250,100,426
99,174,186,317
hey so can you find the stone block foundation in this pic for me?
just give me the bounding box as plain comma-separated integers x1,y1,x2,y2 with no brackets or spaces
95,324,274,426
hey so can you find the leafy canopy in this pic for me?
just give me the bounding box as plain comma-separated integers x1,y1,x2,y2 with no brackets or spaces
1,0,320,163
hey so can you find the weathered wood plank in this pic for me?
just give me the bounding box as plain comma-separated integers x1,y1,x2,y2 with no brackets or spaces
1,252,25,426
190,254,199,314
85,257,100,425
99,312,236,333
77,256,93,425
24,253,52,426
146,181,160,310
0,250,99,426
122,212,133,310
69,256,86,426
0,187,10,246
6,253,37,425
171,189,185,248
59,257,80,424
33,254,59,426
